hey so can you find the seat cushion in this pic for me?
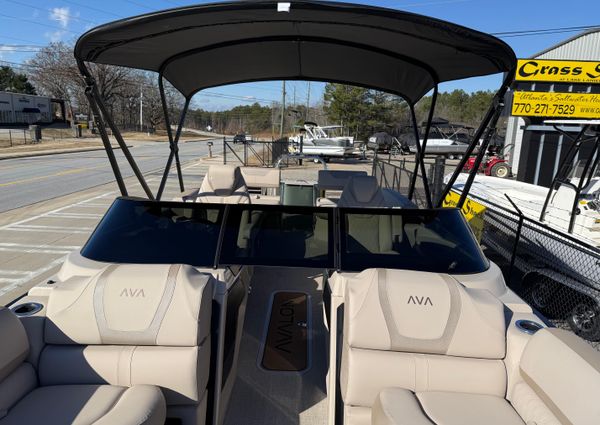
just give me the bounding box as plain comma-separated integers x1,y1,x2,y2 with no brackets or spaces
0,384,165,425
373,388,525,425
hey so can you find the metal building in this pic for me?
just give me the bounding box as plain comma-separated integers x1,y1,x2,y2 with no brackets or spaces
506,30,600,186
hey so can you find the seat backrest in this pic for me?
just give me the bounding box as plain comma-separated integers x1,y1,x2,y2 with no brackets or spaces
42,264,214,424
317,170,367,192
511,328,600,425
240,167,280,189
337,175,387,208
345,213,395,253
0,308,36,421
340,268,507,414
197,165,250,204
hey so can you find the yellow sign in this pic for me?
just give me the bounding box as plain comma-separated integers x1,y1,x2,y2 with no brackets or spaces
516,59,600,84
442,191,487,242
512,91,600,118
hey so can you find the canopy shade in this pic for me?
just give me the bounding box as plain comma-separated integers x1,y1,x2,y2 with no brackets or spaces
74,0,516,104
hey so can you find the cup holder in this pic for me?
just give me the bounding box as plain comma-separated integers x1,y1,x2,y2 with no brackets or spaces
11,302,44,317
515,319,543,335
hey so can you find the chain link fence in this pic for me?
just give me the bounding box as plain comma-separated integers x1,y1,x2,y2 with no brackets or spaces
373,155,600,347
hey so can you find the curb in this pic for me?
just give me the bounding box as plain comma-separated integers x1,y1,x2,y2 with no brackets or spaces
0,145,124,161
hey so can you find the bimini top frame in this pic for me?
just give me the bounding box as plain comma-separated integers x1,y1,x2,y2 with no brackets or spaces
74,0,516,205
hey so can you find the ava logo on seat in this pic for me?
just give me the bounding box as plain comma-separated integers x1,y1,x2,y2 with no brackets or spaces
407,295,433,306
120,288,146,298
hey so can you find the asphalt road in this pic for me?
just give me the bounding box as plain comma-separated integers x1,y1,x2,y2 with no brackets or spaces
0,140,215,213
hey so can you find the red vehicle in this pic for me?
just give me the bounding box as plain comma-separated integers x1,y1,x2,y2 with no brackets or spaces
463,144,512,178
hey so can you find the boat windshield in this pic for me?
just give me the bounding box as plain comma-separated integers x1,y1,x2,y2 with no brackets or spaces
81,198,488,274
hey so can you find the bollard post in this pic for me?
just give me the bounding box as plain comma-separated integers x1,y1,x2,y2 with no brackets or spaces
208,141,213,158
9,129,12,147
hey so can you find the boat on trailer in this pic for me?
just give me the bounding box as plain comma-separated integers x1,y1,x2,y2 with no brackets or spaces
1,2,599,425
289,122,356,159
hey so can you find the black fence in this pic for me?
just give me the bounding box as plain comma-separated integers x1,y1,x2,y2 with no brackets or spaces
223,137,289,167
373,155,600,346
372,154,449,208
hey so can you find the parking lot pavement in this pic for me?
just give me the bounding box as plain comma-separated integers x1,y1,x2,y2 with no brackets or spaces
0,160,209,305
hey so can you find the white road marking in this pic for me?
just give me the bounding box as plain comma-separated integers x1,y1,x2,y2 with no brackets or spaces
0,247,72,255
1,228,91,234
0,243,81,251
0,192,114,231
9,224,93,231
0,270,29,275
0,256,68,297
47,212,104,218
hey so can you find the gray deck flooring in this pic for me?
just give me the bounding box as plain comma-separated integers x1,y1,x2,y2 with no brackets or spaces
224,267,329,425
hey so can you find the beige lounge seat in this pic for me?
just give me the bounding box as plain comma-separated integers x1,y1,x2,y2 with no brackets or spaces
0,306,166,425
35,264,213,425
372,327,600,425
194,164,251,204
342,268,600,425
340,268,509,425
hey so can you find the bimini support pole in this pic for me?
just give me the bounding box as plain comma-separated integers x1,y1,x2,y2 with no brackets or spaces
77,59,128,197
156,74,190,200
76,59,154,200
407,85,437,208
438,69,516,208
539,124,591,223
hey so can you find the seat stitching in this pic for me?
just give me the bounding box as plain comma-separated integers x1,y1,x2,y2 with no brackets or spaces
128,346,137,386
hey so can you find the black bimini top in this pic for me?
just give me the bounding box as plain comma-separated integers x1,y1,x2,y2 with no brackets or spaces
74,0,516,104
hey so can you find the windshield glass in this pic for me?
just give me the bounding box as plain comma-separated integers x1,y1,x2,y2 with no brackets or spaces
81,198,224,267
339,208,489,273
80,198,487,274
220,206,334,268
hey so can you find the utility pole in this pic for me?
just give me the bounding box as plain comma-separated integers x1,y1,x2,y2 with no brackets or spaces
306,82,311,121
279,81,286,138
139,85,143,132
293,85,296,106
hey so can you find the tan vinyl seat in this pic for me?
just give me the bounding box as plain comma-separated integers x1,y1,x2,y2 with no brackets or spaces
39,264,214,425
195,165,250,204
337,175,387,208
508,328,600,425
240,166,280,204
340,268,512,425
0,307,166,425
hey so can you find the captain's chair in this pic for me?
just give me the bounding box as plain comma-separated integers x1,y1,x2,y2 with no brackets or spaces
337,175,387,208
194,165,251,204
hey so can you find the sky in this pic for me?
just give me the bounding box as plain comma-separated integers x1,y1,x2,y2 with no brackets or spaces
1,0,600,110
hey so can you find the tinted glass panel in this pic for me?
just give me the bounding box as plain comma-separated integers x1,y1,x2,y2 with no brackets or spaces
220,205,334,268
340,208,488,273
81,198,223,266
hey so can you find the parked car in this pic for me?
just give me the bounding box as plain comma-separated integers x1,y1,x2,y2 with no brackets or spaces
233,133,247,144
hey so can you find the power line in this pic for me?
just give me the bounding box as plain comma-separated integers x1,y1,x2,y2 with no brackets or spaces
2,0,100,26
60,0,121,18
0,11,80,35
492,24,600,39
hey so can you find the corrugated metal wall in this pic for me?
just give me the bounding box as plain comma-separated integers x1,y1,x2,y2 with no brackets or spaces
537,31,600,61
